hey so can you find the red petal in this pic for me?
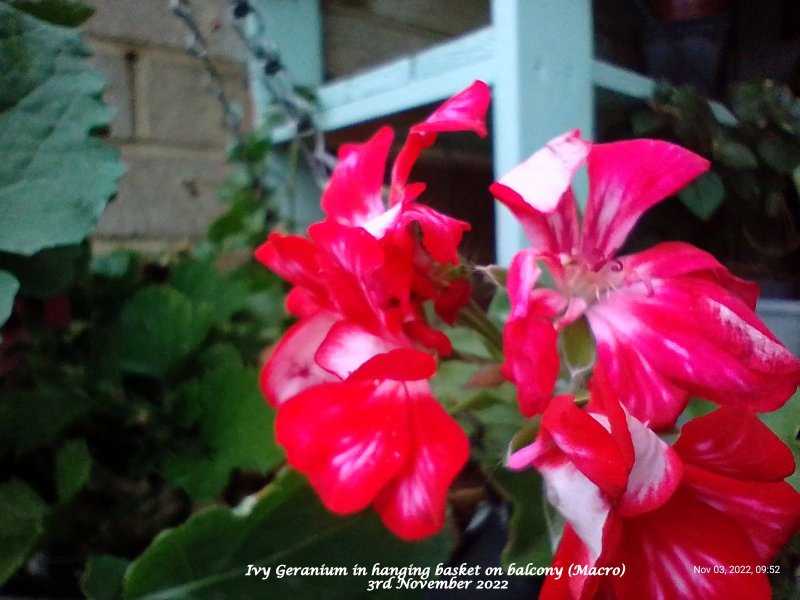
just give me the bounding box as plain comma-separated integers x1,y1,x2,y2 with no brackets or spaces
392,81,490,190
322,126,393,226
503,250,561,416
622,241,760,309
349,348,437,382
610,489,772,600
541,396,630,501
403,319,453,356
433,278,471,326
276,380,409,514
260,313,338,406
588,275,800,428
254,233,324,299
581,139,709,260
314,320,396,380
674,407,797,481
682,465,800,562
399,203,470,264
539,522,621,600
491,130,587,254
308,220,386,328
502,313,559,416
616,410,682,516
373,384,469,539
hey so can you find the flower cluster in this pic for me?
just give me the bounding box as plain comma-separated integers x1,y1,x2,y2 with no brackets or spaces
256,81,490,540
496,130,800,598
257,81,800,597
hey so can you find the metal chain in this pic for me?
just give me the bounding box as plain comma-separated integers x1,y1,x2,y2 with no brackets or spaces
168,0,336,191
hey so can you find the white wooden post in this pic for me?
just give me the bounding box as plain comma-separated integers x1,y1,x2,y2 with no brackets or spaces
491,0,595,265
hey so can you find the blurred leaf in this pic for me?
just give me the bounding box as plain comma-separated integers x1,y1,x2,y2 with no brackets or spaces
0,244,86,298
678,171,725,221
561,317,595,374
170,259,249,330
491,469,552,569
91,250,139,279
0,480,48,586
429,360,482,411
631,109,666,136
116,287,210,378
0,269,18,329
487,288,511,328
163,361,282,500
440,325,492,360
757,136,800,174
0,3,123,255
0,389,92,452
760,390,800,491
716,140,757,169
55,439,91,502
794,165,800,197
227,134,271,163
4,0,93,26
124,469,453,599
82,555,130,600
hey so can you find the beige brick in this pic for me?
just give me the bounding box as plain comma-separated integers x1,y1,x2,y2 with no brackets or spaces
91,44,134,140
84,0,244,62
95,146,228,239
136,53,250,147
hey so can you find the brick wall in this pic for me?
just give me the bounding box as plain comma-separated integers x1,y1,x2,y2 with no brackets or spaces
87,0,251,250
86,0,490,248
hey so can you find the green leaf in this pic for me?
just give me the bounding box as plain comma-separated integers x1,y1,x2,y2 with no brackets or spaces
163,362,283,500
631,109,666,136
91,250,139,279
170,259,250,330
487,288,510,328
0,389,92,452
82,555,130,600
0,480,48,586
757,136,800,174
760,390,800,492
716,140,757,169
491,469,552,569
0,3,123,255
55,439,92,502
124,470,453,599
5,0,94,26
0,243,87,298
678,170,725,221
0,269,18,329
116,287,210,378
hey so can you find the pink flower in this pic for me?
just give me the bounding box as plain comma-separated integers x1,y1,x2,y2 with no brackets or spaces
508,382,800,600
492,130,800,429
254,81,490,539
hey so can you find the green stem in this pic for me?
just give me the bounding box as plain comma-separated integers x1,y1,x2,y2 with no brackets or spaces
457,300,504,359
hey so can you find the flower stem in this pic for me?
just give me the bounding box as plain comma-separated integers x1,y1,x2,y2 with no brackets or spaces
457,300,504,359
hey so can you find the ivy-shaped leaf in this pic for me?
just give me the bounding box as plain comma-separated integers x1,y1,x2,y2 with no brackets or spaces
163,361,283,500
123,470,453,599
760,390,800,492
4,0,94,26
116,287,211,378
0,269,18,330
0,2,124,256
55,439,92,503
0,480,48,586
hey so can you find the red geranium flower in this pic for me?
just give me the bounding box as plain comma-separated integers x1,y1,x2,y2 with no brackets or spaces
492,130,800,428
254,81,490,539
508,383,800,600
